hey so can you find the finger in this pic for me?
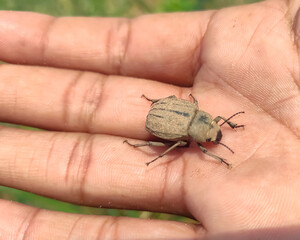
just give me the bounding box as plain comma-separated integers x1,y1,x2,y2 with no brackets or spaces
0,127,195,216
0,11,213,85
0,64,185,139
0,200,201,239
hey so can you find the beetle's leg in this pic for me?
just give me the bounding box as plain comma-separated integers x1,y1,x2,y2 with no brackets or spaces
198,143,232,169
124,140,187,165
214,115,243,129
189,94,198,107
141,94,161,104
141,95,177,105
145,141,188,166
123,139,172,147
214,111,245,129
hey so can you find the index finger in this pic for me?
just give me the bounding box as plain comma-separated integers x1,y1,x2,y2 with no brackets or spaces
0,11,212,86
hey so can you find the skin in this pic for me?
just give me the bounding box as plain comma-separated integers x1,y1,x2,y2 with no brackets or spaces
0,0,299,239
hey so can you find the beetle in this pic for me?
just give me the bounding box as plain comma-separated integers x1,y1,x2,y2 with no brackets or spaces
124,94,244,168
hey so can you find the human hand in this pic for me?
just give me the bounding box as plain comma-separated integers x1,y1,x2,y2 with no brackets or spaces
0,0,299,239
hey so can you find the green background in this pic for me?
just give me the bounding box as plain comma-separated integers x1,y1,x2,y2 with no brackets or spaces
0,0,261,223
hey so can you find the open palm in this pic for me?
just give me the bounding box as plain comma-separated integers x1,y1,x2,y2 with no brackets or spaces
0,0,299,239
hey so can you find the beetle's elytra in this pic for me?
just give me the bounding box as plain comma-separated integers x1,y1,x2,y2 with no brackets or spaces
124,94,244,168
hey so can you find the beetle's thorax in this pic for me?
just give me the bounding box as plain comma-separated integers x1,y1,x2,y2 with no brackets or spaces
188,111,222,143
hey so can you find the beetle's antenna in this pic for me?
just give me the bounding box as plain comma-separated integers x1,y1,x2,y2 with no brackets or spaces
219,142,234,154
220,111,245,127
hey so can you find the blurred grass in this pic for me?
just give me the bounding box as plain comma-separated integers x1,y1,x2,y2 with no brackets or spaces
0,0,262,17
0,0,262,222
0,186,194,222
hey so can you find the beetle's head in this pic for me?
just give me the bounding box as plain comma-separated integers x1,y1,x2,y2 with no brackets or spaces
214,130,223,143
208,120,234,154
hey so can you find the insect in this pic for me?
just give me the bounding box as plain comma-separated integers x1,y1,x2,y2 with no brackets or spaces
124,94,244,168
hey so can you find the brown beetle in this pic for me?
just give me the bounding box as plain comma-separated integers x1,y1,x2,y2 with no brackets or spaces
124,94,244,168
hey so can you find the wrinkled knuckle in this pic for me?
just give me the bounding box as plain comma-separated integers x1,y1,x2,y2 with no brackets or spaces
97,217,120,239
63,72,107,132
81,75,107,131
39,17,57,62
21,209,41,239
65,135,95,202
107,18,132,74
62,71,85,128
